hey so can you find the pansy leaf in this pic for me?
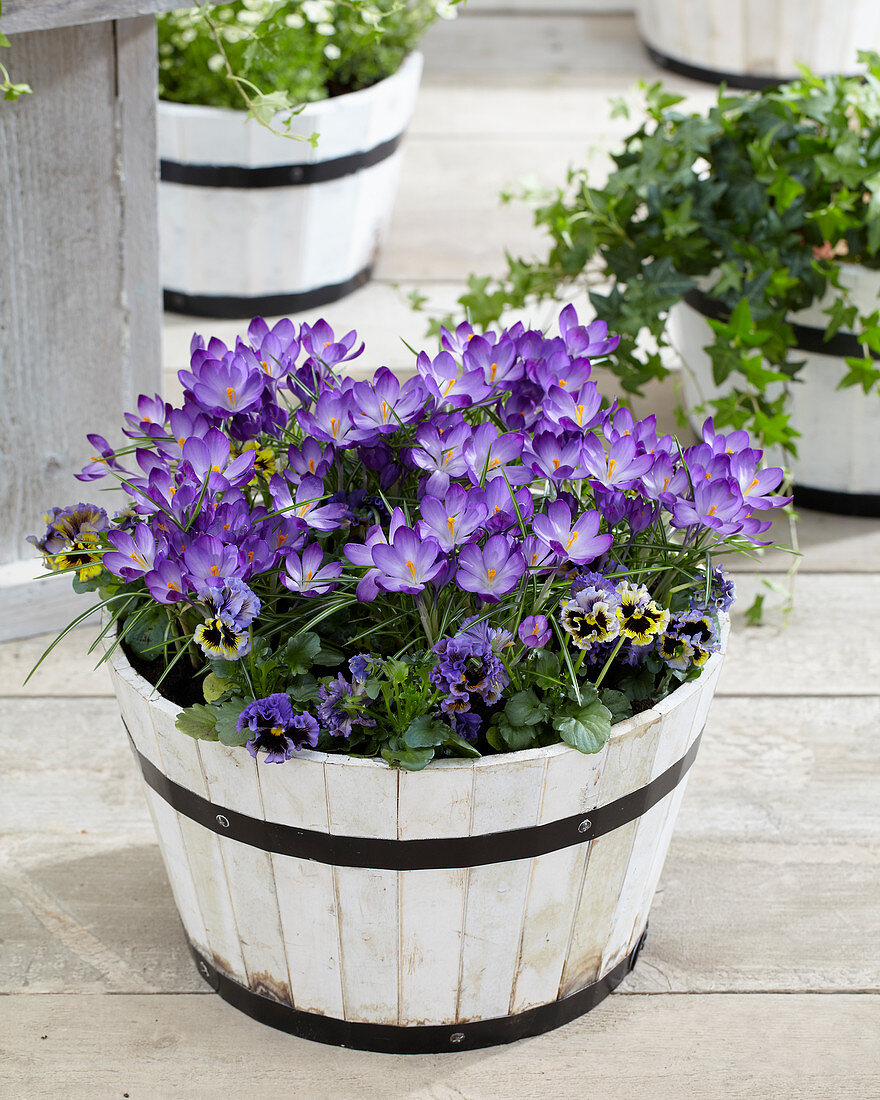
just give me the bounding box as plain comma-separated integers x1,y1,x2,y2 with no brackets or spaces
505,688,549,728
444,731,482,758
287,673,320,703
176,704,219,742
381,739,434,771
385,659,410,685
404,715,450,749
496,715,542,751
123,604,172,659
553,697,612,754
281,632,321,676
214,698,249,746
203,672,230,704
599,688,633,724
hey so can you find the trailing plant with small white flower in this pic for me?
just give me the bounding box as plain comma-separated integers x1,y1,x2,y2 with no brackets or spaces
31,307,787,769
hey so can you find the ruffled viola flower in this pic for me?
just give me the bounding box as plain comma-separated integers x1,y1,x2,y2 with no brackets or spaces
561,583,622,650
451,710,482,742
582,434,655,490
456,534,527,602
459,614,514,655
462,334,523,388
690,566,736,613
104,524,164,582
430,630,509,714
348,653,375,681
416,349,492,408
532,499,613,565
348,367,429,440
281,543,343,597
659,609,720,672
657,631,695,672
189,350,265,418
29,503,110,581
557,303,620,359
518,615,551,649
417,484,488,551
183,534,242,586
239,440,276,481
193,613,251,660
196,576,260,628
370,526,447,595
616,583,670,645
525,431,586,481
237,693,318,763
317,674,375,737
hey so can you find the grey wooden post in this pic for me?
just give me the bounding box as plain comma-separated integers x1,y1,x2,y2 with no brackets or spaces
0,1,183,640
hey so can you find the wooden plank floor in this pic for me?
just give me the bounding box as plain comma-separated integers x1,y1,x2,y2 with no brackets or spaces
3,10,879,1097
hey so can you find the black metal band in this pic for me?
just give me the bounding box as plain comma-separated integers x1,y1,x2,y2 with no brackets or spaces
127,726,702,871
160,131,404,190
793,483,880,518
163,265,372,319
190,927,648,1053
643,41,798,90
684,288,880,362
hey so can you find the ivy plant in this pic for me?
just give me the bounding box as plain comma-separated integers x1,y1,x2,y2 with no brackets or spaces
432,52,880,459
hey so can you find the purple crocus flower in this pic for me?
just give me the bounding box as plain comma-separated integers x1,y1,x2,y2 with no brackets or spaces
299,319,365,369
532,500,613,565
462,335,523,388
581,434,655,490
417,484,488,552
408,421,472,497
183,534,242,585
181,427,256,492
370,526,447,595
343,507,410,602
144,558,190,604
541,383,602,433
439,321,476,356
237,693,319,762
287,438,333,482
296,390,359,449
729,452,790,510
416,349,492,408
104,523,163,581
190,351,265,417
456,534,527,602
558,303,620,358
518,615,551,648
670,478,747,536
76,434,124,482
281,543,343,597
525,431,586,481
348,367,429,439
122,393,171,438
481,478,534,534
270,474,348,533
464,423,528,487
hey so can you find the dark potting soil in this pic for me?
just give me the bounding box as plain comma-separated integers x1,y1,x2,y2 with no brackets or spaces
122,639,204,710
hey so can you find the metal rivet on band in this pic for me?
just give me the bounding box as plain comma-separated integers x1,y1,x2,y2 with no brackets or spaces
198,961,210,978
449,1032,465,1044
216,814,230,828
578,818,591,834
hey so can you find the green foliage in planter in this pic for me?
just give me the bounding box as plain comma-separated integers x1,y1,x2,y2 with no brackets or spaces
158,0,448,111
441,53,880,458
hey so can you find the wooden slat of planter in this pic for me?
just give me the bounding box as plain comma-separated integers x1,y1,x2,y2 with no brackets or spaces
397,765,473,1025
456,755,547,1021
558,713,663,996
151,725,248,981
198,747,292,1006
1,0,185,34
325,761,399,1023
507,746,605,1014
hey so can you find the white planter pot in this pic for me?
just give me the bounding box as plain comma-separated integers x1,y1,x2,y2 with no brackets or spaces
670,265,880,515
106,624,726,1052
638,0,880,87
158,53,423,318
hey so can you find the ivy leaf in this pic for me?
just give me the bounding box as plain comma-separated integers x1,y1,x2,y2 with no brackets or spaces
553,697,612,754
838,356,880,394
767,171,805,212
403,715,450,749
214,698,248,746
176,704,219,741
745,594,765,626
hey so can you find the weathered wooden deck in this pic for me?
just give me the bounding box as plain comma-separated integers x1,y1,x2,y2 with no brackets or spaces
2,9,879,1097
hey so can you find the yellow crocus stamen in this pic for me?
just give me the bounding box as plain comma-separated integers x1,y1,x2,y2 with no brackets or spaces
330,417,339,437
381,400,390,421
406,560,418,582
442,378,457,396
308,458,316,472
130,552,148,569
746,477,760,494
487,568,496,582
565,531,580,550
447,516,456,539
261,360,270,373
559,378,567,387
210,565,220,576
707,505,717,516
305,571,313,582
226,387,237,407
490,363,498,381
211,464,221,473
607,457,617,479
552,457,561,470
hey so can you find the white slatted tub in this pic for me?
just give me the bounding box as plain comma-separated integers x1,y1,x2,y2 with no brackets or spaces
158,52,423,319
638,0,880,87
106,627,726,1052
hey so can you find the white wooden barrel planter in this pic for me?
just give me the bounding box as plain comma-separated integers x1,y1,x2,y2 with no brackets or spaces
638,0,880,88
105,628,726,1053
671,266,880,516
158,52,423,319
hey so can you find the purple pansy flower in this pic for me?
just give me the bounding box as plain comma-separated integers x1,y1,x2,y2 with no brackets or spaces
237,693,319,762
